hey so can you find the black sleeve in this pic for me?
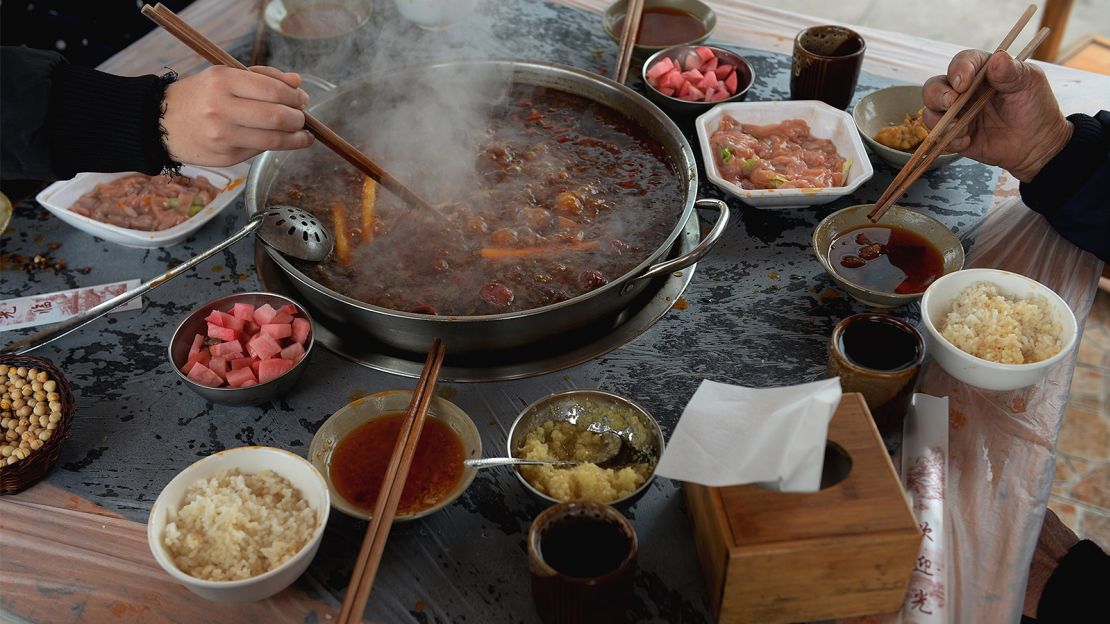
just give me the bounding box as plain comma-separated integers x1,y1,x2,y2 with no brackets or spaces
1036,539,1110,623
1019,111,1110,263
1,45,179,181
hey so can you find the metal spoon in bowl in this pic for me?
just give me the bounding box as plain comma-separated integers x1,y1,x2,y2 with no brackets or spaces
464,457,581,470
0,206,331,355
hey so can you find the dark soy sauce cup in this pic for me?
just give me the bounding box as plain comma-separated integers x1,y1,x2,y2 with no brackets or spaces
827,313,925,435
528,501,638,624
790,25,866,109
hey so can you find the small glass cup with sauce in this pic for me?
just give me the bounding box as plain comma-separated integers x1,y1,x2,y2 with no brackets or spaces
528,501,638,624
827,313,925,436
790,25,866,109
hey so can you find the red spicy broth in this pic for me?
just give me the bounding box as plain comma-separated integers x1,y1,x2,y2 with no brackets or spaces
268,85,684,317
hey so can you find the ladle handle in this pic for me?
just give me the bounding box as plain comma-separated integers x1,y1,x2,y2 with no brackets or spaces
1,215,264,355
463,458,579,469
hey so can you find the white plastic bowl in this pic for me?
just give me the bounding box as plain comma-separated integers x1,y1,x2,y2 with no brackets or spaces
148,446,330,603
35,163,248,248
919,268,1078,391
695,100,874,208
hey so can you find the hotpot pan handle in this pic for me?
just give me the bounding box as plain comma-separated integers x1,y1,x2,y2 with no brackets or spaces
621,199,730,295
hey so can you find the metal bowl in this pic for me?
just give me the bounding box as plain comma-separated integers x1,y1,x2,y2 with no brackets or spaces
168,292,315,406
642,44,754,115
853,85,962,172
507,389,663,509
812,204,965,308
308,390,481,521
603,0,717,59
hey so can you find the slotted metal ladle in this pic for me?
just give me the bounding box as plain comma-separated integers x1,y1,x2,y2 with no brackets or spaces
1,206,331,355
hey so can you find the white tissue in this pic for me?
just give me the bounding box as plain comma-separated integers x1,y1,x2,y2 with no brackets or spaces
656,378,842,492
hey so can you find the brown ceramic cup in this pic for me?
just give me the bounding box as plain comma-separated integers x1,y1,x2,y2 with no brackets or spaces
827,313,925,435
790,25,866,109
528,501,638,624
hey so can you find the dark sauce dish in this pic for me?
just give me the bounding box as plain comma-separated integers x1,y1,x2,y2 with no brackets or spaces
812,204,964,308
603,0,717,55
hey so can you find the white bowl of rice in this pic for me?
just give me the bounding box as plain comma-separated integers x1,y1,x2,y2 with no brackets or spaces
920,268,1078,391
148,446,330,602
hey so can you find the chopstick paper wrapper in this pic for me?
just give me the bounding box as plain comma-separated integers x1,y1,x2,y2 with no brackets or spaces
656,378,841,492
898,394,949,623
0,280,142,332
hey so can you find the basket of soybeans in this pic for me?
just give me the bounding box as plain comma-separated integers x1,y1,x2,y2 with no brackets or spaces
0,355,75,494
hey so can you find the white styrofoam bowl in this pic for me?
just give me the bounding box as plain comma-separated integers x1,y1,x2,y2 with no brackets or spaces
147,446,330,603
695,100,874,208
35,163,248,248
919,268,1079,391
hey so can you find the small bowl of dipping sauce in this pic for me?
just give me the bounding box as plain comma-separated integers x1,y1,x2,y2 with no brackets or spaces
308,390,481,521
263,0,373,75
603,0,716,59
813,204,964,307
507,389,663,509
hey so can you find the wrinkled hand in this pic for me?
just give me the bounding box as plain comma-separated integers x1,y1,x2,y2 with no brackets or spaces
922,50,1072,183
162,65,314,167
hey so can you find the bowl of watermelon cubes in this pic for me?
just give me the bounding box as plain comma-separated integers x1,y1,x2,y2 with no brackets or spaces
642,45,754,114
170,292,314,406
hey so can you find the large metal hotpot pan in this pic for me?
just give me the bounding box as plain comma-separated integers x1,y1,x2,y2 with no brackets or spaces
244,60,728,355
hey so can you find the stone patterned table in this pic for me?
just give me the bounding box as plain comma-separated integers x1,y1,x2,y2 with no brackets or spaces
1,1,1104,622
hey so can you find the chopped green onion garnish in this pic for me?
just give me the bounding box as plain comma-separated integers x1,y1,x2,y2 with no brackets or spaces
720,147,734,163
192,195,205,206
768,174,789,188
166,196,180,209
842,158,853,177
741,157,760,176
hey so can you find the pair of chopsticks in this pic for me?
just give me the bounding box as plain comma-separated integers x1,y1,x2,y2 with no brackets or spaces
141,3,437,214
336,338,447,624
613,0,645,83
868,4,1050,222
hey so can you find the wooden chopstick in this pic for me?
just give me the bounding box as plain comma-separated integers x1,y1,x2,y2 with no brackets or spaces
141,3,437,214
614,0,645,83
867,4,1038,221
336,339,446,624
868,25,1050,222
249,0,270,66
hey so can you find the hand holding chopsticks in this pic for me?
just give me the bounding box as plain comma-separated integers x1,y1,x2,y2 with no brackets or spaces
141,3,437,214
868,4,1049,222
336,339,446,624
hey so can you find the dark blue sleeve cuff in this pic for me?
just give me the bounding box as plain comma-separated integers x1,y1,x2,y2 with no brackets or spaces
1020,112,1108,214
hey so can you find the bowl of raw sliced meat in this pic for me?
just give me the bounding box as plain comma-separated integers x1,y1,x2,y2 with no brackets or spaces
34,164,247,248
695,100,874,208
169,292,314,406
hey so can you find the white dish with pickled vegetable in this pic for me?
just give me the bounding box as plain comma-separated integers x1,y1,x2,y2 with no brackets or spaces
695,101,873,208
35,163,248,248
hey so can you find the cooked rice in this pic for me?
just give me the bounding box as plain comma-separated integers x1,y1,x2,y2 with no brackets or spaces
938,281,1062,364
162,469,316,581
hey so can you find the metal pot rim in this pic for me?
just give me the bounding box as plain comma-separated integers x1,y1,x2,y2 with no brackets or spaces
244,59,698,323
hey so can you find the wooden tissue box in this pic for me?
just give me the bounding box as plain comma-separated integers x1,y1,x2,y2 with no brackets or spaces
684,392,921,623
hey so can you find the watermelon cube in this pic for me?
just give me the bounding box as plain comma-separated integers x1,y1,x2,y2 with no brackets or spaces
725,71,738,94
683,52,701,71
277,304,298,316
685,85,705,101
704,87,716,102
226,367,257,388
697,71,719,91
209,340,244,358
209,356,228,380
207,323,239,343
258,358,295,384
665,69,684,90
230,357,254,371
270,311,293,325
703,56,718,72
711,89,731,101
251,360,261,376
292,318,311,345
231,302,255,321
204,310,225,326
695,46,716,63
646,58,672,82
281,342,305,361
189,333,205,355
253,304,278,325
261,323,293,340
186,363,223,387
247,333,283,360
659,86,675,97
239,379,259,388
182,361,197,375
714,64,734,80
185,349,211,370
682,69,703,83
